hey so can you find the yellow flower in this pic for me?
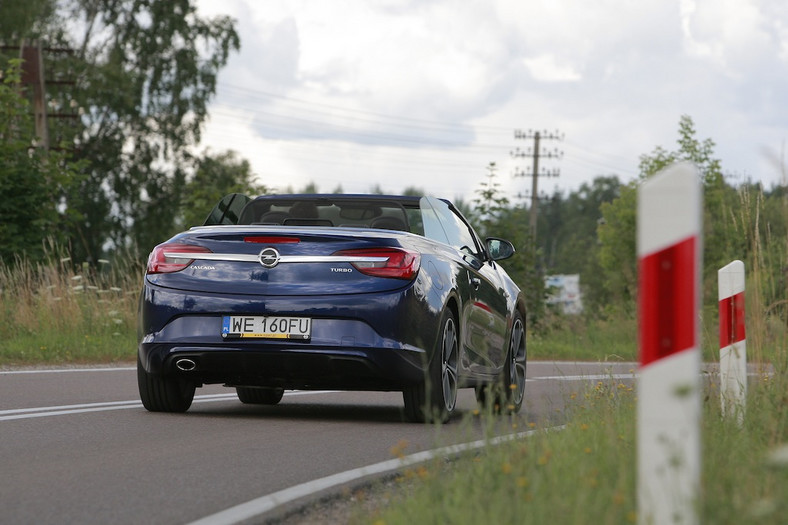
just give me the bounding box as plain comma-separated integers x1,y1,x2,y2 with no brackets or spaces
537,450,552,465
389,439,409,459
584,447,592,454
580,423,589,430
517,476,529,488
502,463,512,474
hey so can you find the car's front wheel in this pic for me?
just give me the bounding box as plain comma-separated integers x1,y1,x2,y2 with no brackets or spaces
137,356,195,413
403,309,459,423
236,387,285,405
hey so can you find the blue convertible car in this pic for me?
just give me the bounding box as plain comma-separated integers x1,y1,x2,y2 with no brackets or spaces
138,194,526,422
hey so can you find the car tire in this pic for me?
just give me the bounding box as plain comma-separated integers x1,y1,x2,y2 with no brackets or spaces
137,356,195,413
475,311,526,414
403,309,459,423
236,387,285,405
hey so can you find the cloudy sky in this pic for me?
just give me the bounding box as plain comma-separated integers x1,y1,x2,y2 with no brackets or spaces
194,0,787,203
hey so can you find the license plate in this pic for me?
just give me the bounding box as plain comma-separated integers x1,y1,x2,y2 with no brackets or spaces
222,316,312,340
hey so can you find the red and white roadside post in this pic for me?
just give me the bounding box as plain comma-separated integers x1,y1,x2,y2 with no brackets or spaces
718,260,747,425
637,162,702,525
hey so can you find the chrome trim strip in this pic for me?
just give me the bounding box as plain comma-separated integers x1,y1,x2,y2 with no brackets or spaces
164,252,389,264
164,252,258,262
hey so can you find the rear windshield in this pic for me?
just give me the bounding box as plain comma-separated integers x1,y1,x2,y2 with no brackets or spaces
238,198,423,235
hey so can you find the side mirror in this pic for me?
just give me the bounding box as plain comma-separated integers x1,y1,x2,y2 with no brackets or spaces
203,194,251,226
486,237,515,261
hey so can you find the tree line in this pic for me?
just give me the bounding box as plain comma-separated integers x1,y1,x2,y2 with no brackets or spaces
473,116,786,328
2,2,785,332
1,0,258,263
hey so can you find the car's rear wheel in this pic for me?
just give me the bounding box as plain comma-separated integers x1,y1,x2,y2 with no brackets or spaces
475,311,526,414
236,387,285,405
137,356,195,413
403,309,459,423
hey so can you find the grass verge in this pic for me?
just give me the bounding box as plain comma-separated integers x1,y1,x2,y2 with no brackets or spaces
360,365,786,524
0,253,139,365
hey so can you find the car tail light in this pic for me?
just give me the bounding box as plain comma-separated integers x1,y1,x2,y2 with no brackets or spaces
147,244,212,274
334,247,421,280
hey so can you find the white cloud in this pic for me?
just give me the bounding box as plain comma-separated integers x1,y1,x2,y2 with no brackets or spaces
195,0,788,201
523,55,582,82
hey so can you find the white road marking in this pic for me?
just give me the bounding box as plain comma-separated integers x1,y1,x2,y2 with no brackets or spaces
186,426,563,525
0,367,137,375
0,391,337,421
529,373,637,381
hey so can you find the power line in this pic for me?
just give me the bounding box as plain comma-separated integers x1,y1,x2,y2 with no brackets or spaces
511,129,564,238
216,82,516,134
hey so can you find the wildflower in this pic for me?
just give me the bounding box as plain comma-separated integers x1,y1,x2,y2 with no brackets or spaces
584,447,592,454
389,439,409,459
502,463,512,474
580,423,589,430
537,450,552,465
517,476,529,488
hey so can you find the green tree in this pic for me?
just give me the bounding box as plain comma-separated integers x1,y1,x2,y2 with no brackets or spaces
472,162,509,238
0,60,82,263
3,0,240,262
597,115,734,313
0,0,57,42
492,205,546,327
469,163,545,326
179,150,267,228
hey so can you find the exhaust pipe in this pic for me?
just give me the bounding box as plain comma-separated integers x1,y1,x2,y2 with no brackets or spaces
175,358,196,372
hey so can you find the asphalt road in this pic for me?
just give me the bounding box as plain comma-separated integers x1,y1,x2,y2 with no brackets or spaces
0,361,637,524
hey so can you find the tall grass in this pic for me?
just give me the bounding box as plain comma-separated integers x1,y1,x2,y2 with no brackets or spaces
360,358,786,524
361,182,788,523
0,248,140,364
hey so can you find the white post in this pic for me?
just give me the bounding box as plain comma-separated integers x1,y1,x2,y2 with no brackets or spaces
718,260,747,425
637,162,702,525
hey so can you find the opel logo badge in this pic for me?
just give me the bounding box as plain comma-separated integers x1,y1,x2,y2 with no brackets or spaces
258,247,281,268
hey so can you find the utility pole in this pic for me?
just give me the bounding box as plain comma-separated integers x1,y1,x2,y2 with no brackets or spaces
511,129,563,239
4,41,80,152
19,41,49,150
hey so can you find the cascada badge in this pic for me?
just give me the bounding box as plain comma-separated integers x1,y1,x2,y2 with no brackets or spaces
258,247,281,268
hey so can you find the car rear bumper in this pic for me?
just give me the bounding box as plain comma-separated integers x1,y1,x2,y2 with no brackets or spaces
138,281,443,391
139,342,427,391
